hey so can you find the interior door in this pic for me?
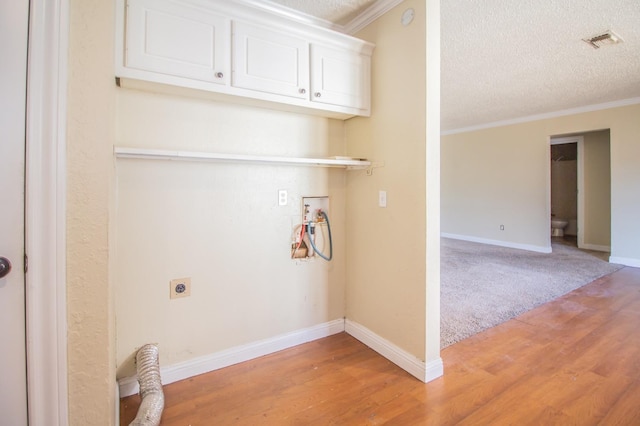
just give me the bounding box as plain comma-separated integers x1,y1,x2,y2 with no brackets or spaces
0,1,29,424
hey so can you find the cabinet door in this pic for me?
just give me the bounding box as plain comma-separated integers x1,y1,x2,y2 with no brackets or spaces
232,21,309,99
126,0,229,84
310,45,370,111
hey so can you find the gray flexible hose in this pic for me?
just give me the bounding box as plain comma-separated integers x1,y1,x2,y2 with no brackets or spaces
130,344,165,426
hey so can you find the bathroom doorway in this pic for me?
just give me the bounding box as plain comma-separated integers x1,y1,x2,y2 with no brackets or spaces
550,137,579,245
550,130,611,254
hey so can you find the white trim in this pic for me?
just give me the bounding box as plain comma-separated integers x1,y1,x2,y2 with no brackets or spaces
344,0,405,35
609,257,640,267
550,136,585,249
545,137,552,251
425,0,442,365
424,358,444,383
231,0,404,35
232,0,343,32
25,0,69,424
118,319,345,397
550,136,583,145
442,97,640,136
581,244,611,253
114,382,120,426
114,147,374,168
441,233,552,254
577,137,585,249
345,319,443,383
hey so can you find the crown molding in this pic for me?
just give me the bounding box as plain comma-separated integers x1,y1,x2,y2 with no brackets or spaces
231,0,344,32
230,0,403,35
442,97,640,136
344,0,406,35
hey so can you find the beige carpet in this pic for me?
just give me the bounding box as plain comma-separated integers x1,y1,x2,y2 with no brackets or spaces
441,238,623,348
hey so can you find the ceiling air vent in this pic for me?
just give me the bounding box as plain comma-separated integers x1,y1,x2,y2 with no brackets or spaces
583,30,623,49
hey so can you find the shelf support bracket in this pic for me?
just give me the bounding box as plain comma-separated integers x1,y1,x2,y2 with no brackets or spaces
360,161,384,176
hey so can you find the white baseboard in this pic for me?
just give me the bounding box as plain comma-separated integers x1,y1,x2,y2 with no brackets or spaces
345,319,443,383
118,319,345,397
115,381,120,425
609,256,640,268
580,243,611,252
442,233,551,254
119,318,447,398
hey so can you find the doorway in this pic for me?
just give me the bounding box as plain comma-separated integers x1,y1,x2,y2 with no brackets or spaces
550,131,612,254
550,137,579,246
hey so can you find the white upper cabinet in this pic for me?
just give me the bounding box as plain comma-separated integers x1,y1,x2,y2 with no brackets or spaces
232,22,309,99
124,0,230,84
310,45,371,111
116,0,374,118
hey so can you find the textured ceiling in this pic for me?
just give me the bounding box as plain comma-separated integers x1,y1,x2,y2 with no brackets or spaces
441,0,640,131
267,0,640,132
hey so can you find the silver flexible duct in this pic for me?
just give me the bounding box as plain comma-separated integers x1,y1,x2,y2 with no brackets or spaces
130,344,165,426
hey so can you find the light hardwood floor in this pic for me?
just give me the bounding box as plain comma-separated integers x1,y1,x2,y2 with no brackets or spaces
120,267,640,425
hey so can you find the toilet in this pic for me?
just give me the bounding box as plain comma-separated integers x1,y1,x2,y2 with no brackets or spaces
551,218,569,237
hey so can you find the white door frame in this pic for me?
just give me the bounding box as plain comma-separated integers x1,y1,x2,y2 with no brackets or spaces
550,136,584,248
25,0,69,423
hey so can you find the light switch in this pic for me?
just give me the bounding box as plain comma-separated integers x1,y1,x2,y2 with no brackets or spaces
378,190,387,208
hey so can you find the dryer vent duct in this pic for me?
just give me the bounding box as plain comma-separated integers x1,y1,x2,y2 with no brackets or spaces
130,344,165,426
583,30,623,49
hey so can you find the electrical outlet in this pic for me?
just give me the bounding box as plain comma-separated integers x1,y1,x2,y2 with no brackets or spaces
170,277,191,299
278,189,288,206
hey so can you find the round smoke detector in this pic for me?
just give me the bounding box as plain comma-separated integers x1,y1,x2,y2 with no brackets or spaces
401,8,414,26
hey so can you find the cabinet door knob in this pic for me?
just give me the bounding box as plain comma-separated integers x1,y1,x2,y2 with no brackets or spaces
0,257,11,279
314,92,321,98
215,72,224,79
298,88,306,94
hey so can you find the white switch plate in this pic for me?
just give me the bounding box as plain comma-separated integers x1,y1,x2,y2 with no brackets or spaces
378,190,387,208
278,189,288,206
170,277,191,299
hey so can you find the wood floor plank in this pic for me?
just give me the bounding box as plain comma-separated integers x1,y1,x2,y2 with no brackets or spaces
558,373,633,424
120,267,640,425
598,380,640,425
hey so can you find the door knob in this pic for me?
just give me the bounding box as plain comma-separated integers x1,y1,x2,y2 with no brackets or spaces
0,257,11,278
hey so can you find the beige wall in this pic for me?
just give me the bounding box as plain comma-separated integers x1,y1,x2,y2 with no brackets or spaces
582,130,611,248
67,0,116,424
442,103,640,263
345,0,437,362
114,91,348,376
442,123,549,249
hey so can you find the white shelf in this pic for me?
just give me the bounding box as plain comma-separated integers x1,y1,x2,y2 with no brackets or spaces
114,147,380,170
